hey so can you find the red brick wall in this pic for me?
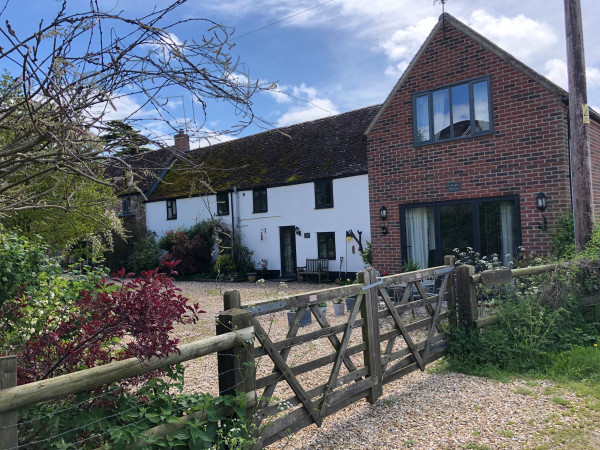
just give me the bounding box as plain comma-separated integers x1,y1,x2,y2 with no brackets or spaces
367,22,573,273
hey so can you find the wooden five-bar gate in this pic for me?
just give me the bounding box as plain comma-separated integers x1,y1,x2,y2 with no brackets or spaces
217,258,455,447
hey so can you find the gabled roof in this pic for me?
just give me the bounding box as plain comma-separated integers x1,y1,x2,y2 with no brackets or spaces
365,13,599,134
104,148,176,197
148,105,380,201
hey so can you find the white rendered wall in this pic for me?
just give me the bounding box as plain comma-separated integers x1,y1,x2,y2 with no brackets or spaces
145,175,371,275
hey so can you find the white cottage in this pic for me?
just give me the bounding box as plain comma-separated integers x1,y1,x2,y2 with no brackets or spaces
145,106,379,277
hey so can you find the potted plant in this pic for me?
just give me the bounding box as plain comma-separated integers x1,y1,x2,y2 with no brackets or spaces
345,296,357,312
287,308,312,327
333,298,345,316
247,272,257,282
318,302,327,319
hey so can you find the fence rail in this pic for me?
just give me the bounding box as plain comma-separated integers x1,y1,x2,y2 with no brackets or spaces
2,261,458,449
0,327,254,448
456,261,600,329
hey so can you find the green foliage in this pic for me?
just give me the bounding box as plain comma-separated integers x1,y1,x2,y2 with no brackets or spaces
446,260,600,377
214,254,236,277
0,229,109,355
361,241,372,265
402,259,420,272
103,223,160,274
549,214,575,259
18,364,257,449
548,343,600,382
101,120,151,156
0,230,52,308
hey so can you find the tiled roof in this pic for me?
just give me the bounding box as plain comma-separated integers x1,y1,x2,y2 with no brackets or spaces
104,148,176,196
148,105,381,201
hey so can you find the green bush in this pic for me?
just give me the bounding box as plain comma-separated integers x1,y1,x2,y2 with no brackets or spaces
550,214,575,259
0,229,109,354
446,263,600,376
18,364,257,448
127,230,160,274
214,254,236,276
103,223,160,274
0,231,57,307
361,241,372,265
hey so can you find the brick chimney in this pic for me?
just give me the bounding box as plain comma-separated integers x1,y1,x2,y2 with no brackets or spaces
174,129,190,152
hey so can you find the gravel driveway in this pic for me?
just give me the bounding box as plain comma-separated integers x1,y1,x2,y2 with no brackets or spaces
173,280,600,449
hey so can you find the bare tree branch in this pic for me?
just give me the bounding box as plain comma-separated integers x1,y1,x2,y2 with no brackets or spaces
0,0,271,215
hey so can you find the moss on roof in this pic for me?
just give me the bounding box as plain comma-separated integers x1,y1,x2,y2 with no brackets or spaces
149,105,380,201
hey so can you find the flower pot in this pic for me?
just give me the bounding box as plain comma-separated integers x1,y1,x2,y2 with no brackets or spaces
247,272,257,283
318,305,327,320
287,309,312,327
333,302,345,316
345,296,357,312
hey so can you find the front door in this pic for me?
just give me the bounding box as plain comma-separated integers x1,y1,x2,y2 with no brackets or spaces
280,226,297,277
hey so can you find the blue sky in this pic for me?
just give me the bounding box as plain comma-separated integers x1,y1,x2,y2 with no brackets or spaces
2,0,600,147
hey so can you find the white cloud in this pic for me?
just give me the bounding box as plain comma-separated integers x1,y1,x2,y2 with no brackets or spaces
380,17,438,63
544,59,600,90
271,83,339,126
587,67,600,89
544,59,568,90
467,10,558,63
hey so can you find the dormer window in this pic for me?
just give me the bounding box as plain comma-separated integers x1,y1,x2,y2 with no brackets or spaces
413,77,492,144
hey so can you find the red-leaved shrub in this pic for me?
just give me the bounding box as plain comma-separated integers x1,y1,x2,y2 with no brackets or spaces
17,263,204,384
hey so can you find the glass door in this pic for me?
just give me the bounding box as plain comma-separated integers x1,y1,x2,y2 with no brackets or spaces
279,226,297,277
440,203,474,257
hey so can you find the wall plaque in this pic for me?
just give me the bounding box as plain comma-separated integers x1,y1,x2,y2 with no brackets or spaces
446,181,461,192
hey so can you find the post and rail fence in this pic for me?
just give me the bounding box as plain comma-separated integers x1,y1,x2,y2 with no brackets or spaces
2,257,594,448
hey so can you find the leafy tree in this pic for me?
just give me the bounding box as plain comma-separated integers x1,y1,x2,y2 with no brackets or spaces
101,120,152,157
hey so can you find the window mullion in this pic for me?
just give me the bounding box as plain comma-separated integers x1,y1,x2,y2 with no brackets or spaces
448,88,454,139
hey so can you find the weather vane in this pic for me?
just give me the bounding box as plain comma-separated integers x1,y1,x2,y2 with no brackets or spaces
433,0,448,14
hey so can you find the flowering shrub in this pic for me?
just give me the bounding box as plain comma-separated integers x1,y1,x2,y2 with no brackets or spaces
159,230,212,275
17,263,204,384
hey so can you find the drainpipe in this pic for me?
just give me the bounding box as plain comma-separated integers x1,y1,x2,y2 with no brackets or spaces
231,187,237,261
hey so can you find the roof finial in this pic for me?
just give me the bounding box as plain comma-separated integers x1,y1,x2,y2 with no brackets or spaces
434,0,448,38
433,0,448,14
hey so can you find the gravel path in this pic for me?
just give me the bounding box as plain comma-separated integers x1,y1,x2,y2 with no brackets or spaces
173,280,600,449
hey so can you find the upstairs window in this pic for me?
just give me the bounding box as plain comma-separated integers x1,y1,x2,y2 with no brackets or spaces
121,197,131,215
413,77,492,144
166,199,177,220
216,192,229,216
253,188,268,213
314,180,333,209
317,232,336,260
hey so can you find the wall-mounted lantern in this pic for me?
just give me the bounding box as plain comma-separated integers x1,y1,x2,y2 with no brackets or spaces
380,226,389,236
379,205,388,220
536,192,547,212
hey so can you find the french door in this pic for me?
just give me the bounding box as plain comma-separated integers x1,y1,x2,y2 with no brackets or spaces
400,196,520,268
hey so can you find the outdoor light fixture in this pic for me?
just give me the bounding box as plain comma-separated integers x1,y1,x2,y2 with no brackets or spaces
295,226,301,236
538,217,548,231
536,192,547,212
380,226,389,236
379,205,388,220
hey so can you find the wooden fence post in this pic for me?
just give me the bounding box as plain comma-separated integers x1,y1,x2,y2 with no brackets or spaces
0,356,17,449
359,267,382,403
456,265,477,327
444,255,457,327
217,290,255,397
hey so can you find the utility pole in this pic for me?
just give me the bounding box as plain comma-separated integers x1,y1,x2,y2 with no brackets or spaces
564,0,593,251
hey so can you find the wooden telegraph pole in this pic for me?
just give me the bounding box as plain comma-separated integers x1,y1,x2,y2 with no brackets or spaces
564,0,593,251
